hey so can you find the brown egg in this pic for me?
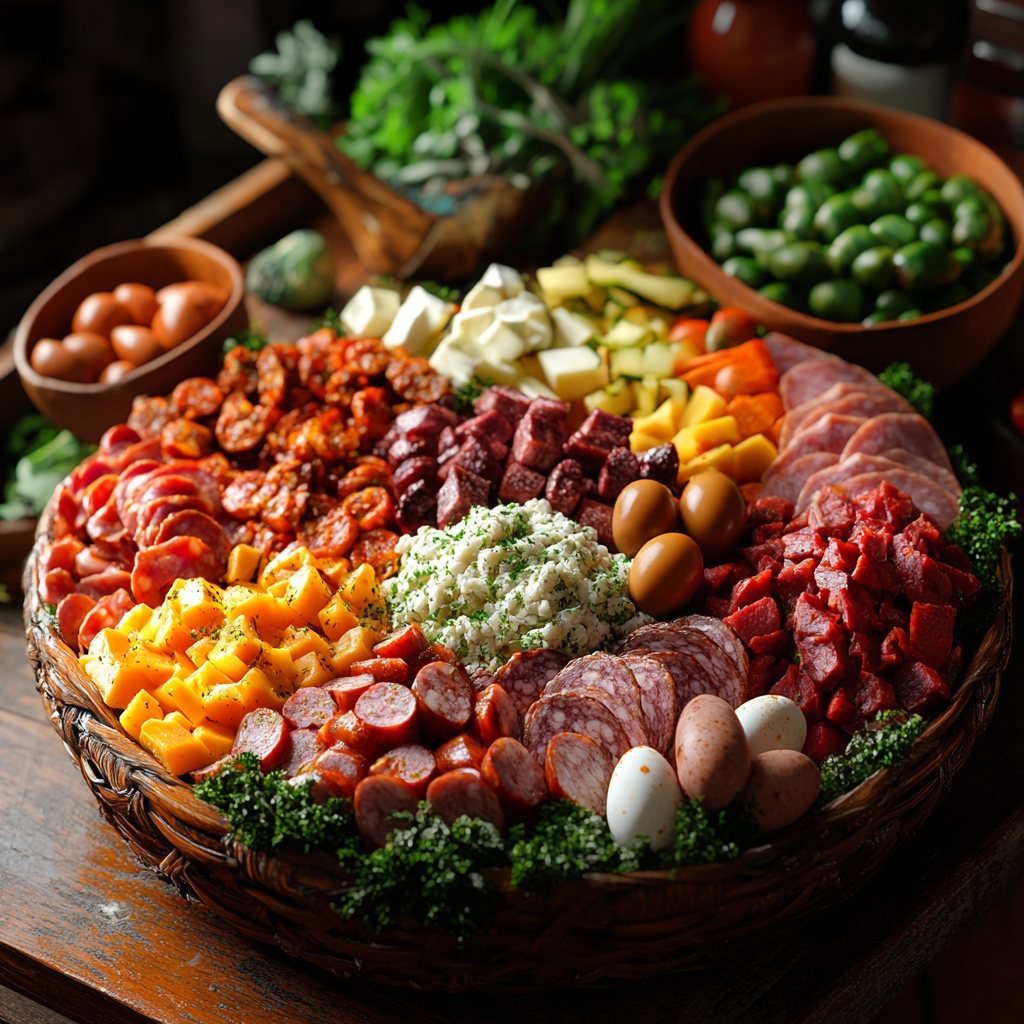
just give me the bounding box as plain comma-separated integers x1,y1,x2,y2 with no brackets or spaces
110,323,162,365
738,749,820,831
628,532,704,618
113,282,158,326
612,479,680,557
30,338,92,382
63,332,115,380
100,360,137,384
679,470,747,563
156,280,227,319
71,292,134,338
675,694,750,810
151,285,216,350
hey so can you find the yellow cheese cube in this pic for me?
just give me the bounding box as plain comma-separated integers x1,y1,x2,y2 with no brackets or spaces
283,563,333,626
188,659,236,693
631,398,677,441
193,722,234,759
237,667,287,711
139,718,214,776
678,445,738,483
629,429,666,453
94,644,177,710
86,628,131,660
173,651,198,679
293,650,335,689
338,564,388,632
202,682,258,730
221,591,305,632
733,434,779,485
207,649,249,683
280,626,331,661
118,604,154,635
672,415,741,464
141,602,192,655
163,710,193,731
268,580,290,598
119,689,163,742
679,384,726,427
175,578,226,632
226,543,262,585
153,675,207,725
222,584,268,619
320,558,351,589
260,547,324,588
328,626,379,676
318,592,361,642
248,643,297,690
211,620,263,664
186,634,217,667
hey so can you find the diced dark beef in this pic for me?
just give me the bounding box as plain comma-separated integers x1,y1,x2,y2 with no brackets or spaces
791,592,855,690
443,435,503,485
389,435,436,465
545,459,588,517
392,403,458,438
392,457,438,499
878,592,909,630
723,595,780,644
849,631,882,674
802,720,849,763
809,487,856,538
637,444,679,489
528,397,569,423
849,520,893,563
770,663,826,725
563,433,612,472
829,583,878,634
456,409,513,444
892,660,951,715
705,563,736,594
776,558,818,608
938,543,973,574
597,446,640,503
436,466,491,528
748,653,787,697
827,671,899,734
498,461,546,505
704,595,733,618
512,411,569,473
730,569,773,613
577,409,632,449
747,629,789,654
896,515,942,556
880,626,911,671
747,497,795,529
575,498,616,551
474,385,532,425
938,563,982,607
892,544,953,605
752,522,784,546
437,425,459,459
908,602,956,668
851,553,899,593
396,479,439,534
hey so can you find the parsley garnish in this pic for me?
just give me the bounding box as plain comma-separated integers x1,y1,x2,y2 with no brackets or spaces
450,376,492,415
660,797,762,868
878,361,934,419
222,328,269,355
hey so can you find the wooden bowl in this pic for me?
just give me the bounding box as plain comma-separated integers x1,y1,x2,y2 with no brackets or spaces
13,237,248,442
660,97,1024,390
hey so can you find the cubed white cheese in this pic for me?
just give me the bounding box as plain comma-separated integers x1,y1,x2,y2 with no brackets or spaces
517,375,560,400
383,286,452,353
461,282,503,310
428,336,481,385
479,262,525,298
479,320,527,362
474,355,523,386
537,346,608,401
494,292,552,352
450,306,495,341
551,306,598,347
340,286,401,338
537,265,590,303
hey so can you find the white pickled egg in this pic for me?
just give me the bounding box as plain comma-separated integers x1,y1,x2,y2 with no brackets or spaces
735,694,807,759
606,746,682,852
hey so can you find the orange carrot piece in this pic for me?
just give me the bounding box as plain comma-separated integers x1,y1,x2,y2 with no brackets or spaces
727,393,785,439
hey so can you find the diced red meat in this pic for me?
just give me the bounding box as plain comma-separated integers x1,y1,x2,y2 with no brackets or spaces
723,596,780,643
747,629,789,654
444,435,503,484
435,466,492,529
770,663,826,725
802,721,849,764
730,569,773,613
597,446,640,503
752,521,784,546
798,635,856,692
892,544,953,605
703,595,733,618
908,602,956,668
829,583,878,634
705,563,735,595
849,631,883,674
574,498,616,551
775,559,818,608
878,593,908,630
396,479,438,534
456,409,513,446
851,553,898,593
742,536,785,566
850,480,914,531
576,409,632,449
545,459,588,517
389,436,436,465
827,672,899,734
498,461,546,505
896,516,942,556
437,426,458,460
511,411,568,473
747,497,794,529
392,457,439,499
748,654,787,697
526,397,568,423
880,626,912,671
892,660,951,715
636,444,680,488
474,385,532,425
392,403,458,438
939,563,982,607
781,530,825,563
849,520,893,562
562,433,611,472
792,592,837,638
938,543,973,574
808,487,856,538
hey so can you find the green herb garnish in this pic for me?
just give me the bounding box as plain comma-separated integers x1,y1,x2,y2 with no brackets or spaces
948,443,980,488
817,711,925,806
0,420,95,521
418,281,460,303
222,328,269,355
946,486,1021,592
660,797,762,868
878,361,934,419
450,376,493,415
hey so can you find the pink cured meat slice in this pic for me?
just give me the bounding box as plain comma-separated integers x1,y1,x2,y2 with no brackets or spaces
86,500,128,546
791,393,915,443
131,535,222,607
78,589,135,653
779,359,879,410
143,463,223,518
153,510,231,567
840,413,952,472
136,494,216,547
114,461,163,519
492,648,568,717
762,333,843,374
759,453,840,502
542,655,647,747
76,568,134,599
769,415,867,478
880,448,961,496
681,614,749,680
125,477,199,537
618,654,676,754
833,470,961,529
795,453,914,514
778,384,906,448
522,692,632,767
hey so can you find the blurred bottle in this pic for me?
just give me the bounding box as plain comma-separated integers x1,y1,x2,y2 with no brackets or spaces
951,1,1024,178
689,0,816,110
830,0,970,120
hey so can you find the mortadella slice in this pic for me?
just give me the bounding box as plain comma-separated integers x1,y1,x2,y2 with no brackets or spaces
778,383,906,449
768,414,867,478
759,452,840,503
880,448,961,496
834,469,961,529
762,333,843,374
840,413,952,472
779,359,879,409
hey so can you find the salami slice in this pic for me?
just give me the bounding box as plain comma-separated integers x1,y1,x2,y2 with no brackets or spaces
78,589,135,653
762,333,844,375
681,614,749,681
56,592,97,650
131,535,222,607
779,358,879,409
153,510,230,567
279,728,325,778
618,654,676,754
77,568,134,599
282,688,337,730
778,383,907,448
136,494,216,547
795,453,910,514
840,413,952,472
773,415,867,474
544,732,615,815
793,392,915,443
836,470,961,529
480,737,547,821
354,775,420,849
231,709,290,772
411,662,472,741
760,453,840,502
879,448,961,496
142,463,223,517
522,691,632,767
492,648,568,717
426,769,505,831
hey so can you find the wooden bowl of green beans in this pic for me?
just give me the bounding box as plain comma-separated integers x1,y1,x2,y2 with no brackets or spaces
660,96,1024,390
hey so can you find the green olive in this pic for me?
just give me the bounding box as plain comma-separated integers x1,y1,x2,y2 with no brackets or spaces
875,288,918,318
772,163,796,188
952,246,977,271
922,282,971,312
814,193,860,242
809,279,864,322
905,170,944,202
735,227,795,266
851,245,895,291
897,308,923,321
715,190,757,231
722,256,766,288
889,154,925,187
893,240,961,292
905,202,941,226
768,241,830,287
838,129,890,175
940,174,981,206
797,148,848,188
870,213,917,249
758,281,808,312
920,188,948,210
862,311,886,327
778,205,817,239
785,181,834,210
737,167,786,209
826,224,876,275
918,219,951,248
860,169,904,212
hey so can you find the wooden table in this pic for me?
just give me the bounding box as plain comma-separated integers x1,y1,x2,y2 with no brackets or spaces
2,162,1024,1024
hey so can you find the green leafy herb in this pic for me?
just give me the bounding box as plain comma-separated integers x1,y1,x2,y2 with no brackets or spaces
450,376,493,415
41,602,59,627
194,753,361,855
817,711,925,806
222,327,269,355
418,280,461,303
311,307,346,334
947,443,980,488
660,797,762,868
337,803,507,942
507,799,641,891
878,362,934,419
946,485,1020,592
0,420,95,521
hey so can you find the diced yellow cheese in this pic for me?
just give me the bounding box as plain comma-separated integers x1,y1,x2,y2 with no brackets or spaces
93,644,177,710
283,563,333,626
337,564,388,632
87,628,131,660
629,429,667,453
140,601,192,655
163,710,193,731
139,718,214,776
222,584,268,619
186,634,217,667
320,558,351,589
631,398,678,441
237,667,287,712
211,620,262,665
202,682,259,730
118,604,154,635
118,689,163,742
672,415,741,464
173,651,198,679
260,547,324,588
153,675,207,725
207,649,249,683
193,723,234,759
279,626,331,661
175,578,226,632
293,650,335,689
226,543,262,585
186,660,236,695
733,434,778,485
679,384,727,427
221,591,305,632
268,580,289,598
328,627,379,676
318,592,361,642
678,445,738,483
248,643,297,691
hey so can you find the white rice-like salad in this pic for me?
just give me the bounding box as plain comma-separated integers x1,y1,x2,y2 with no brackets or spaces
385,499,649,673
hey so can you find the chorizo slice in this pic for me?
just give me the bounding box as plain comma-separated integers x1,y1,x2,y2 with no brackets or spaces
471,683,520,745
349,658,409,685
114,460,162,518
73,546,114,579
222,470,266,521
215,391,277,453
354,775,419,849
295,498,359,560
354,683,418,749
323,674,377,713
77,568,134,600
279,728,326,778
78,591,134,653
372,623,430,665
544,732,615,816
80,474,120,519
136,494,215,547
341,486,395,531
619,653,677,755
426,769,505,832
311,745,366,799
435,733,488,774
317,711,382,760
350,528,399,578
160,418,214,460
282,687,338,730
130,535,222,607
39,537,86,576
70,458,116,496
231,709,290,773
492,648,568,718
143,464,223,517
522,692,631,768
411,662,472,741
337,461,393,498
481,737,547,822
40,569,75,608
368,743,437,798
56,593,97,651
172,376,224,419
152,510,230,568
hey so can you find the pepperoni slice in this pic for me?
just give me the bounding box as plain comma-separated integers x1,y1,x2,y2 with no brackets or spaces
425,769,505,831
318,711,382,760
80,474,119,519
337,462,393,498
354,775,419,848
130,535,221,607
282,688,338,730
172,377,224,419
136,495,215,548
434,733,488,774
136,475,199,506
40,569,75,608
153,511,230,567
77,568,134,599
56,593,97,650
215,391,277,453
222,470,266,521
310,745,366,799
412,662,472,741
295,499,359,560
74,546,114,579
481,737,547,822
39,537,85,576
116,440,163,470
69,458,115,496
114,460,163,519
279,728,325,778
354,683,418,749
323,675,377,713
341,486,395,531
99,424,142,462
350,528,399,578
86,501,127,547
160,418,214,460
472,683,520,745
143,464,223,516
231,709,290,773
368,743,437,797
544,732,615,815
78,589,135,653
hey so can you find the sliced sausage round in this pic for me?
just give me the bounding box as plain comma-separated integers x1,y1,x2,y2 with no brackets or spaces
354,682,419,748
368,743,437,797
522,692,631,768
471,682,520,745
619,653,677,755
544,732,615,815
350,658,409,685
435,733,488,774
56,593,97,651
231,709,290,772
323,674,376,713
492,648,568,717
311,745,366,799
411,662,471,741
317,710,383,759
279,727,325,778
481,737,547,822
282,687,338,730
354,775,420,848
426,769,505,832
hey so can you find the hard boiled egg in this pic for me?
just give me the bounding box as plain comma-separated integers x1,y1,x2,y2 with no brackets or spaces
606,746,682,852
735,695,807,759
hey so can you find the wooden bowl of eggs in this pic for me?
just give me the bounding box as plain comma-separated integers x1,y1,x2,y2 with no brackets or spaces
13,237,247,442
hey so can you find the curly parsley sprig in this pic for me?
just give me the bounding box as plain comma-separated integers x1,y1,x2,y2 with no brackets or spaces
878,362,934,419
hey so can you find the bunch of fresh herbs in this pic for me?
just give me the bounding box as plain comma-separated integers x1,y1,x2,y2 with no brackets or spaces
878,362,934,419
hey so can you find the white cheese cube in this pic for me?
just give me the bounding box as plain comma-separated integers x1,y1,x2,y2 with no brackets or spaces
537,345,609,401
518,375,560,400
450,306,495,341
475,355,523,386
551,306,598,347
340,286,401,338
428,336,481,385
494,292,552,352
480,262,525,298
461,282,503,310
537,265,591,302
479,320,527,363
383,286,452,354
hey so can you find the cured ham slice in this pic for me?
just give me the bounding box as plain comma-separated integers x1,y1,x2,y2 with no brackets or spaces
778,383,904,448
880,448,961,496
840,413,952,472
763,333,843,374
789,392,914,443
760,452,839,502
768,414,866,478
779,359,879,409
796,453,915,513
131,535,222,607
832,469,961,529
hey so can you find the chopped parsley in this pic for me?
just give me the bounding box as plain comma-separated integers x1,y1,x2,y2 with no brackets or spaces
222,327,269,355
660,797,762,868
878,361,934,419
450,376,492,415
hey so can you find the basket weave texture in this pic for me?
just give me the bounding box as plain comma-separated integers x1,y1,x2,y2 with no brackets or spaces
24,507,1013,992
